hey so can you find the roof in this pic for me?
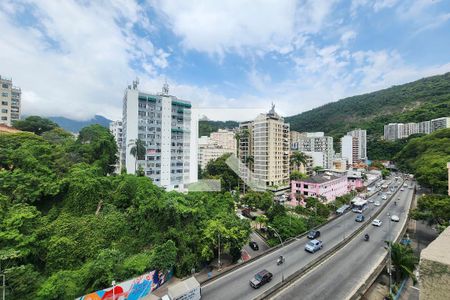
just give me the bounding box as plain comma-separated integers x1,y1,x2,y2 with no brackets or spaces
168,277,200,298
421,226,450,266
0,124,21,133
298,174,343,184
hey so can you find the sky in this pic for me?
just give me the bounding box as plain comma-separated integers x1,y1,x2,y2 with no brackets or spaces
1,0,449,121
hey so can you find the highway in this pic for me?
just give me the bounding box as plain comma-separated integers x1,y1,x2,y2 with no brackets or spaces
270,180,414,300
201,177,401,300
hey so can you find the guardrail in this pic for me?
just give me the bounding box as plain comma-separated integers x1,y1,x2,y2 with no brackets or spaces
349,184,415,300
255,179,405,300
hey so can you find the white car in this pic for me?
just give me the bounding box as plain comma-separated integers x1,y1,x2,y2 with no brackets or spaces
387,191,392,195
391,215,400,222
372,219,383,227
374,201,381,206
368,199,374,203
382,195,387,200
400,188,404,191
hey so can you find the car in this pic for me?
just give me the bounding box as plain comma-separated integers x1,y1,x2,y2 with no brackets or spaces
355,214,365,222
305,239,323,253
391,215,400,222
307,230,321,239
382,195,387,200
249,241,259,251
400,188,404,191
374,201,381,206
250,269,273,288
368,199,374,203
372,219,383,227
387,191,392,195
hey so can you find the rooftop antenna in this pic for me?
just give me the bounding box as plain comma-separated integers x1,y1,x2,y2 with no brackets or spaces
162,78,169,95
132,77,139,90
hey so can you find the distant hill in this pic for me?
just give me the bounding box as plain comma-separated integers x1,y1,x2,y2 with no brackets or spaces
49,115,112,133
285,72,450,138
199,120,239,137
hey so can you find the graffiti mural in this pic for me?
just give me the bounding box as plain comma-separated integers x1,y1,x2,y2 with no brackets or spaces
76,269,173,300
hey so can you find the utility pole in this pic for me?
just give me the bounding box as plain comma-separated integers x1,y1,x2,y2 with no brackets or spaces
269,226,285,282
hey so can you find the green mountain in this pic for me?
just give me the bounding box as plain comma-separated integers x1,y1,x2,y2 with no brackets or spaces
199,120,239,137
285,72,450,138
48,115,112,133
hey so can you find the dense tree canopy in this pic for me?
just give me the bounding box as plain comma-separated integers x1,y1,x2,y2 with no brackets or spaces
0,126,250,299
395,128,450,193
12,116,59,135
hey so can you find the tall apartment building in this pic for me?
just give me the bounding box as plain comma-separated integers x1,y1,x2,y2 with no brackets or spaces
198,129,236,170
109,120,123,173
0,75,21,126
430,117,450,132
121,80,197,190
341,129,367,165
384,117,449,140
290,131,334,169
239,105,290,187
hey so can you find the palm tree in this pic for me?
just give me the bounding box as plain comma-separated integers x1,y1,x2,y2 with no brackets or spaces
245,155,254,171
389,242,418,283
234,131,241,158
130,138,146,174
290,151,308,170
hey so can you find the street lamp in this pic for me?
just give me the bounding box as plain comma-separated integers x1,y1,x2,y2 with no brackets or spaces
112,280,116,300
387,212,392,297
268,226,285,282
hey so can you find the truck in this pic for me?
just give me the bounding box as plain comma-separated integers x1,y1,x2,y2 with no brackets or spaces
161,277,201,300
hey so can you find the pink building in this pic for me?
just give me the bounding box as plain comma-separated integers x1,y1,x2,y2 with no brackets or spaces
291,174,349,204
347,170,364,191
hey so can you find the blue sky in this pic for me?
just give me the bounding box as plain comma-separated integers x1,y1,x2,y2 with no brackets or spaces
0,0,449,121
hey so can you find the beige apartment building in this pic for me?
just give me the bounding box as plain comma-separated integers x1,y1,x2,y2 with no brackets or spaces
239,105,290,187
198,129,236,170
0,75,21,126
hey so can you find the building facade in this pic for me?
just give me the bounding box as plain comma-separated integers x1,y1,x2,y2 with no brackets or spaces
198,130,236,170
109,120,123,173
384,117,449,140
291,174,348,203
341,129,367,165
239,105,290,187
0,75,21,126
121,81,197,190
290,131,334,169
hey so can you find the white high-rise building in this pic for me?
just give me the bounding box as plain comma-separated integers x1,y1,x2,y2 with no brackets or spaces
430,117,450,132
341,129,367,165
290,131,334,169
0,75,21,126
121,80,197,190
418,120,431,134
109,120,123,173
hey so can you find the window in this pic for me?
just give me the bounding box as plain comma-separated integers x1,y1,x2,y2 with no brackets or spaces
1,83,8,89
1,101,7,106
1,109,7,113
1,116,7,121
1,92,8,97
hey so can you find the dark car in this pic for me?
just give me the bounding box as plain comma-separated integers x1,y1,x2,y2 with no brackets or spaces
355,214,365,222
249,241,259,251
307,230,321,239
250,269,273,288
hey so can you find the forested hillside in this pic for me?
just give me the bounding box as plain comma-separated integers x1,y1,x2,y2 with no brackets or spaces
198,120,239,137
285,72,450,138
395,128,450,193
0,122,249,299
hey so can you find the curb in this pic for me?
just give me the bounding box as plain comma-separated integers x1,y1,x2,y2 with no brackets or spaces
255,179,404,300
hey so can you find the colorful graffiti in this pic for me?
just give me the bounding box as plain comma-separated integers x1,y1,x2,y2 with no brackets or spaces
76,269,173,300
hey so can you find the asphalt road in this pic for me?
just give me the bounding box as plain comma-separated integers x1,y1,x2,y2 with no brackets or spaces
243,232,270,260
271,180,414,300
201,177,401,300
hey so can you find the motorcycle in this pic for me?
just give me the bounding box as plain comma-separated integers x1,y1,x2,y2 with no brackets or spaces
277,256,285,265
364,234,370,241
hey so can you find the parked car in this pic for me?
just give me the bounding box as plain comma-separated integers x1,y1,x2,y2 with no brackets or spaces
250,269,273,288
391,215,400,222
249,241,259,251
368,199,374,203
355,214,365,222
400,188,404,191
305,239,323,253
307,230,321,239
374,201,381,206
382,195,387,200
372,219,383,227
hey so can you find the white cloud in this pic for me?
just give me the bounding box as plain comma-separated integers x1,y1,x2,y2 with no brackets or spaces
0,0,166,121
150,0,336,56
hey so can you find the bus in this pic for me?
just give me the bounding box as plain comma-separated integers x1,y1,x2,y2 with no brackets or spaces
351,197,368,213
